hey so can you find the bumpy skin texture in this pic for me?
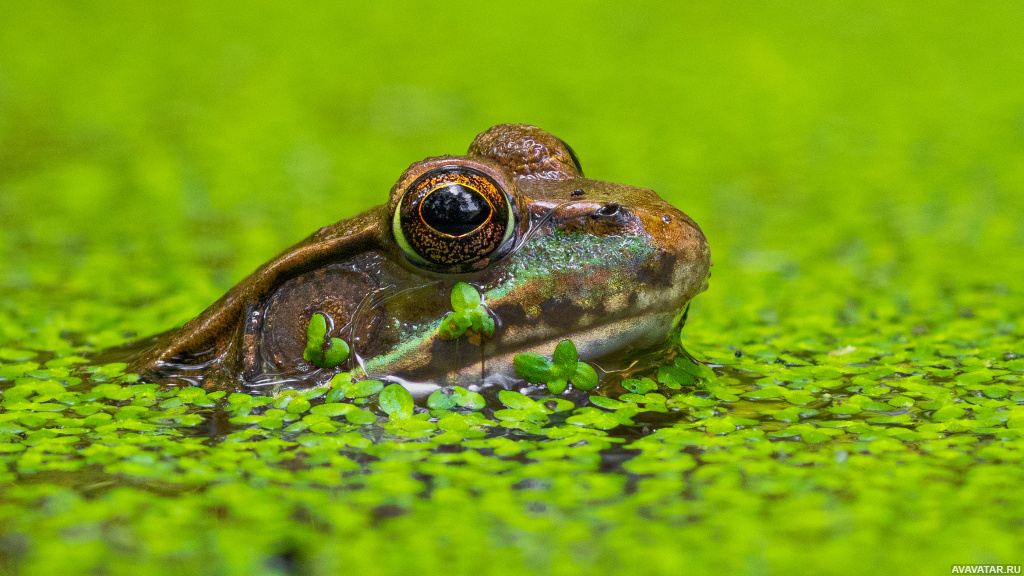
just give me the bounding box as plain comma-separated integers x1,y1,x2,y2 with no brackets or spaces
125,124,711,391
468,124,582,180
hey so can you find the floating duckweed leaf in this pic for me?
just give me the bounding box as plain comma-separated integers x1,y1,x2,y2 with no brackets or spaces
887,396,915,407
666,394,718,409
379,383,414,418
90,363,127,379
177,387,206,401
258,416,284,430
675,356,716,380
541,398,576,413
344,379,385,399
983,386,1009,399
0,362,39,380
571,363,599,391
552,340,578,370
345,409,376,425
513,353,552,382
513,340,599,394
286,397,311,414
932,405,967,421
783,390,816,405
742,386,786,400
657,366,694,389
304,313,327,353
702,417,737,434
44,356,89,368
566,407,630,429
451,387,485,410
498,390,538,411
92,384,133,401
323,339,349,366
828,403,863,415
812,366,844,379
861,385,891,397
773,406,806,422
439,283,495,340
427,390,456,410
309,403,353,417
0,348,34,361
384,414,436,435
868,438,907,453
329,373,352,388
956,370,994,385
622,378,658,394
495,408,549,426
589,396,626,410
546,379,568,395
438,312,472,339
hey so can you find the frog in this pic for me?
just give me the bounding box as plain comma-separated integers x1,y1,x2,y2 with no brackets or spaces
125,124,711,393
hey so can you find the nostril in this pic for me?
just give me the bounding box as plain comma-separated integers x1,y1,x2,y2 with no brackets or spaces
595,203,621,217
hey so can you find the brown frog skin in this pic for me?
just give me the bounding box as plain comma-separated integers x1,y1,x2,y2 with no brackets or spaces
125,124,711,393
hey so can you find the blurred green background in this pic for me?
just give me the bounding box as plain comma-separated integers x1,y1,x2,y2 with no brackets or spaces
2,0,1022,347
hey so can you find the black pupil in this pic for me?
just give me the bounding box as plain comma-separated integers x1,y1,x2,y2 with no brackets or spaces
421,184,492,236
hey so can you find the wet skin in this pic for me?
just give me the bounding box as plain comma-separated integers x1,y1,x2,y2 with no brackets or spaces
127,124,712,392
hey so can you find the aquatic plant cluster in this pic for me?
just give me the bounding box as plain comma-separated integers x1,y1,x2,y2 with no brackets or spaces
2,1,1024,574
0,294,1021,574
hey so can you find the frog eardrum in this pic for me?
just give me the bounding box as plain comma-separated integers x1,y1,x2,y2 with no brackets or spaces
392,165,516,273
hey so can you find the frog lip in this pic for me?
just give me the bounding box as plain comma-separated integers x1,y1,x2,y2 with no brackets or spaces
358,294,689,393
381,309,684,396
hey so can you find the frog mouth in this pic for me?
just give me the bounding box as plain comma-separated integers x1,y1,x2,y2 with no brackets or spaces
376,309,684,397
353,298,687,394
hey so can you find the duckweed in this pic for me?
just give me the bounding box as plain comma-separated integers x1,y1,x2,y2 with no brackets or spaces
514,340,600,394
3,319,1019,575
438,282,495,340
303,313,350,369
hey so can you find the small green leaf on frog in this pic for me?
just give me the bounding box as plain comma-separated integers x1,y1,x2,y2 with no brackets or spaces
513,339,600,394
303,313,350,369
450,282,481,312
438,282,495,340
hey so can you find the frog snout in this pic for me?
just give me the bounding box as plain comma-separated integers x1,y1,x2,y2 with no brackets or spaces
645,202,712,300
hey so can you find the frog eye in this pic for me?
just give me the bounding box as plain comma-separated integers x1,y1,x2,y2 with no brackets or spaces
392,166,515,272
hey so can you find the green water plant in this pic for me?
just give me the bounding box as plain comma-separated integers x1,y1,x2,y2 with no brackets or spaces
438,282,495,340
514,339,599,394
303,313,350,369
